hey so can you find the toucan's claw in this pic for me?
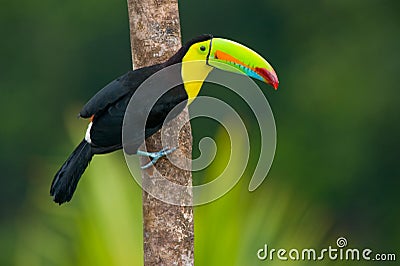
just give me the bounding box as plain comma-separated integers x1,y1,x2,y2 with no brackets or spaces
137,147,177,169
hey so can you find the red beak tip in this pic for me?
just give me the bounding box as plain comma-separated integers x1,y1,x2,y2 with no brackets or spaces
255,67,279,90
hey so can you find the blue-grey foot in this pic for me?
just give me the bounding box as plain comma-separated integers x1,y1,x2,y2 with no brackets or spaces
137,147,177,169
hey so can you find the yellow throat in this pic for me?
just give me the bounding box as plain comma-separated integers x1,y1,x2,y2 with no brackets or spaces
181,40,213,105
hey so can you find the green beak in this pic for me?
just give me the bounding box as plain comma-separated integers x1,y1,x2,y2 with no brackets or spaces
207,38,279,90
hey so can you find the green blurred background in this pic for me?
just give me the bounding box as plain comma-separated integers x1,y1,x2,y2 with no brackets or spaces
1,0,399,265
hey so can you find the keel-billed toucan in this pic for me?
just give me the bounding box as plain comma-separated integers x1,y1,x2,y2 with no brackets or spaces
50,34,279,204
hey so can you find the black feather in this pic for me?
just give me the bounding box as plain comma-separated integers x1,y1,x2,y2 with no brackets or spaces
50,140,93,204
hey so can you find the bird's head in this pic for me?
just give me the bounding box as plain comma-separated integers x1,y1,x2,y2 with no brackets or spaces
179,34,279,104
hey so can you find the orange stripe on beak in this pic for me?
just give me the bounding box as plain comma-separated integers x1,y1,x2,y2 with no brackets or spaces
215,50,252,70
215,50,279,90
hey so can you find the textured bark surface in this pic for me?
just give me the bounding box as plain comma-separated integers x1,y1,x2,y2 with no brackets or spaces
126,0,194,265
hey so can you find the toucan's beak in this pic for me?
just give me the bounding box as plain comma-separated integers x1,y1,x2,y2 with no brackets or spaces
207,38,279,90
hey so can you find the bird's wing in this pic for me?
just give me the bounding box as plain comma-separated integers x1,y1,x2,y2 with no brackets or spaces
90,83,187,153
90,93,162,154
79,66,160,118
89,93,130,149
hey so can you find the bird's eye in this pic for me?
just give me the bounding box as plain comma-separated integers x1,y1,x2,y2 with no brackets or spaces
200,45,206,52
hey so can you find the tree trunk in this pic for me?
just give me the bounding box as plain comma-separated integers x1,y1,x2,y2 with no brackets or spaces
126,0,194,265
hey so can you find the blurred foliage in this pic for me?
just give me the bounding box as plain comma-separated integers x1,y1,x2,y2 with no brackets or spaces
1,0,399,265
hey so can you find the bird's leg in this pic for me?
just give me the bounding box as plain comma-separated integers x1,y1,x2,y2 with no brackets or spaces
137,147,177,169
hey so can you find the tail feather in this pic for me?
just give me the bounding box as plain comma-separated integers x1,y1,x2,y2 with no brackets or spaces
50,139,93,204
